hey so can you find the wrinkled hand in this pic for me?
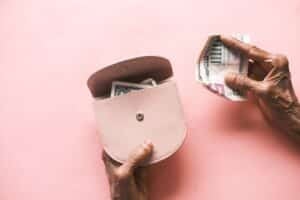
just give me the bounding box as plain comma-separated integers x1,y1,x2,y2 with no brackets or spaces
221,35,300,137
102,141,153,200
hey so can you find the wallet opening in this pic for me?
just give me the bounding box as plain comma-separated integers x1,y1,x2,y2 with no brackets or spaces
95,78,174,100
87,56,173,98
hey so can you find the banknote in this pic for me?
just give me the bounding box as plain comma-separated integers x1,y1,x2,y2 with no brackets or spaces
140,78,157,86
196,34,250,101
110,81,154,97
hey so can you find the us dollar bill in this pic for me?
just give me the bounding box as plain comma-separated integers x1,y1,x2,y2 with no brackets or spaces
196,34,250,101
140,78,157,86
110,79,156,97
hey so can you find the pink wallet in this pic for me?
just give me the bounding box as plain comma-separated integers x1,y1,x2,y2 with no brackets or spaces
87,56,187,165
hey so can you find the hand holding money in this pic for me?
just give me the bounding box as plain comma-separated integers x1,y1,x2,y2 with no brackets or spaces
220,35,300,137
196,34,250,101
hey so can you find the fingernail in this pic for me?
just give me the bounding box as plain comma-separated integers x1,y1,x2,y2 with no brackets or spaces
219,35,231,41
224,72,238,88
143,140,153,148
225,72,237,81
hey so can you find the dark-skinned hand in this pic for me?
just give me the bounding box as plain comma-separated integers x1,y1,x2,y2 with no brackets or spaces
221,35,300,137
102,141,153,200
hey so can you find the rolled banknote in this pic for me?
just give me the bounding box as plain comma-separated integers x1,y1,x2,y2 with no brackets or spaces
196,34,250,101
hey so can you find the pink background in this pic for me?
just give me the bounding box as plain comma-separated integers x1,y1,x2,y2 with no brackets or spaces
1,0,300,199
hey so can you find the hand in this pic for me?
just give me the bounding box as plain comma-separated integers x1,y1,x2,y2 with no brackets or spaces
220,35,300,137
102,141,153,200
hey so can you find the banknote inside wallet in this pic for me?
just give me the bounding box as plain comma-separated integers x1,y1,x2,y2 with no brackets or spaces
87,56,173,98
87,56,187,165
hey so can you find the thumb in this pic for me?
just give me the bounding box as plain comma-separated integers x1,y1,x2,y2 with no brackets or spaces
115,141,153,180
225,72,262,95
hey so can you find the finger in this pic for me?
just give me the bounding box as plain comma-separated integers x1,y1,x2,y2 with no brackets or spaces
135,167,149,183
135,167,150,193
225,72,264,95
116,141,153,179
220,35,272,65
102,151,118,182
248,61,267,81
102,151,121,167
102,151,112,168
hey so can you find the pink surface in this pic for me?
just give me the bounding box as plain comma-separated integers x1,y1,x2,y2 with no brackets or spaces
1,0,300,199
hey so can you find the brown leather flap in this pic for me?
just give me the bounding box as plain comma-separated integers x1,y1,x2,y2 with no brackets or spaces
87,56,173,97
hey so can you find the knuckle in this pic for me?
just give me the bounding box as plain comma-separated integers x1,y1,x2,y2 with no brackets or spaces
272,54,289,69
135,148,146,158
235,75,247,88
127,155,139,166
114,168,129,180
139,144,151,155
143,144,152,153
248,45,257,55
228,73,239,85
260,82,274,94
